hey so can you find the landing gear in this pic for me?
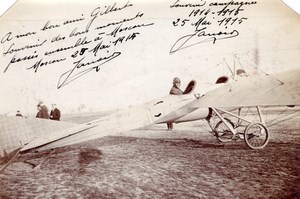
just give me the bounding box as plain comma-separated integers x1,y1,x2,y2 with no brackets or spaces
244,122,269,149
208,106,270,149
214,120,235,142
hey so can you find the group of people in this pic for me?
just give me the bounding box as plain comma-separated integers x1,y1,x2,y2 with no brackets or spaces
36,102,61,120
15,102,61,121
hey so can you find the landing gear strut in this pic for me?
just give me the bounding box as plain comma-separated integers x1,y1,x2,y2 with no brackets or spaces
209,106,270,149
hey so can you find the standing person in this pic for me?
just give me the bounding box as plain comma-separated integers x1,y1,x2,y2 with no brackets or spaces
167,77,184,130
50,103,61,121
15,110,23,117
36,101,50,119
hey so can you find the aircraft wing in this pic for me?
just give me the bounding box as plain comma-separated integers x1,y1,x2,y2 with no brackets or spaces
188,69,300,108
0,116,95,157
20,123,97,152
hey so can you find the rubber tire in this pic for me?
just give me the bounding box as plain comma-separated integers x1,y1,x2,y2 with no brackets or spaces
215,120,234,142
244,122,269,149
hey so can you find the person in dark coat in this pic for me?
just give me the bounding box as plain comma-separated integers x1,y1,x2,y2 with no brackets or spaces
167,77,184,130
50,104,61,121
36,102,50,119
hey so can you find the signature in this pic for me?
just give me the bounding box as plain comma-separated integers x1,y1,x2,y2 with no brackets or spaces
170,27,239,54
57,51,121,89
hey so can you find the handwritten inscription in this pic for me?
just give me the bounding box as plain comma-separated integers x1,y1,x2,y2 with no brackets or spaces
1,1,154,89
169,0,257,54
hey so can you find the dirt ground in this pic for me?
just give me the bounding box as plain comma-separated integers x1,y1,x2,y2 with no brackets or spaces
0,117,299,198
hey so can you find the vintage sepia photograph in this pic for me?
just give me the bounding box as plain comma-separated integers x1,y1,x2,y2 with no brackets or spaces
0,0,299,198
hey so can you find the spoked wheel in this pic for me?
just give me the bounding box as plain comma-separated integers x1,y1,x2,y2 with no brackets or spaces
214,120,235,142
244,122,269,149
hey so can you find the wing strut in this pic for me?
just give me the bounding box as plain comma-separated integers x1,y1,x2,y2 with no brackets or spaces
211,107,238,136
256,106,264,124
0,138,37,173
0,147,22,173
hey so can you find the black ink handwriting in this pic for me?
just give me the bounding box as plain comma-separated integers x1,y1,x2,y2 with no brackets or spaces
27,58,67,73
111,32,140,46
89,41,111,56
71,48,89,58
107,22,154,37
188,8,210,17
41,20,61,31
44,37,91,56
3,40,47,56
69,27,89,38
57,51,121,89
192,16,212,29
63,14,85,26
1,32,13,44
170,27,239,54
86,1,133,31
51,34,66,43
217,17,247,26
209,1,257,7
216,3,243,16
1,31,37,44
170,0,206,8
4,52,39,73
95,12,144,30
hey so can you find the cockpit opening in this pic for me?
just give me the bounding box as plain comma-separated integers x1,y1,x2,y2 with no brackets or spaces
183,80,196,94
215,76,229,84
